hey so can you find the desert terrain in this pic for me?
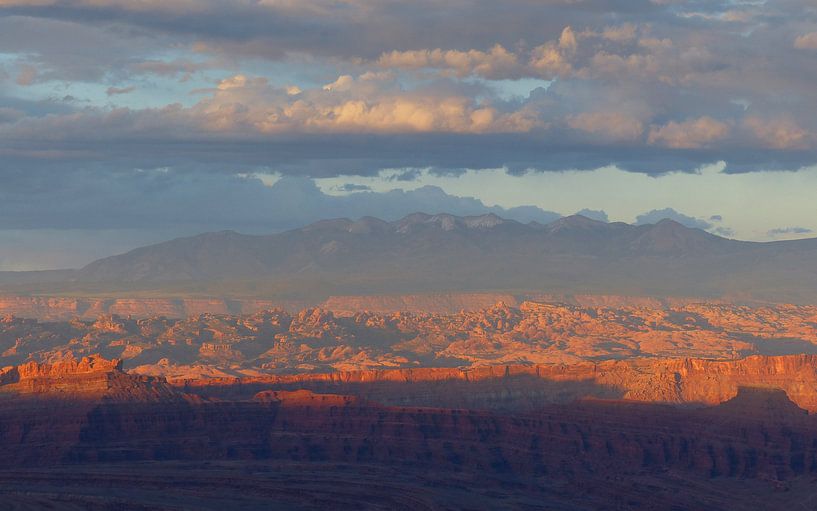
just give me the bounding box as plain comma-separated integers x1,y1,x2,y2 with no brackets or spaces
3,353,817,509
2,218,817,509
0,300,815,378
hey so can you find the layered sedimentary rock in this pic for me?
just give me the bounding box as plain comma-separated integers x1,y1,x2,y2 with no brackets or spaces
1,300,813,377
0,355,182,402
2,355,817,511
182,354,817,413
0,356,816,485
322,293,522,314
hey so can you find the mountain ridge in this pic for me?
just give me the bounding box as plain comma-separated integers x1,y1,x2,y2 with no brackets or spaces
2,212,817,303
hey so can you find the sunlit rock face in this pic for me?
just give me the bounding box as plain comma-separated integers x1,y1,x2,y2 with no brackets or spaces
0,356,815,485
1,301,817,380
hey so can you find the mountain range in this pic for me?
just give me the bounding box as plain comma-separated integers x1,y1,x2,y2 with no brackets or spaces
3,213,817,303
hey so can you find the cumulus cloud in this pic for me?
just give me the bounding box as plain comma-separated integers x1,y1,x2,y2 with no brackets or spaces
377,45,521,79
567,111,644,142
0,0,817,258
189,72,541,135
744,117,812,150
0,1,815,176
647,117,730,149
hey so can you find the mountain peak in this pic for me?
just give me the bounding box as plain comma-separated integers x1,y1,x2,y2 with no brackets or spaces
394,212,510,232
546,214,609,233
653,218,689,229
347,216,390,234
631,217,724,254
462,213,507,229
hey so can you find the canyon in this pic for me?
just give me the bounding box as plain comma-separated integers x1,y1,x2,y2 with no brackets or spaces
3,355,817,509
3,299,817,508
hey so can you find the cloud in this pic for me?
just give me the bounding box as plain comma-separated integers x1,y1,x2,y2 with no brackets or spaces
106,86,136,96
647,117,730,149
0,2,814,171
567,111,644,142
767,226,813,237
744,117,812,150
1,0,817,238
634,208,712,230
334,183,371,192
386,169,423,182
712,226,734,237
794,33,817,50
187,72,541,135
0,107,25,123
15,64,37,86
377,45,521,79
0,169,562,232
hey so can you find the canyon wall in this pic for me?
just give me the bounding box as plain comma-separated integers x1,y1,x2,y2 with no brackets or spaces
182,355,817,413
0,356,815,485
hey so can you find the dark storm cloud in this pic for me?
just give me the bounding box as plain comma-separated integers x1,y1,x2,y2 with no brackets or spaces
0,0,669,60
0,170,561,231
1,0,817,228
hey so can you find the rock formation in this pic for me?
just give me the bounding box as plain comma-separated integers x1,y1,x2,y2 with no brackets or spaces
1,355,817,508
0,301,815,378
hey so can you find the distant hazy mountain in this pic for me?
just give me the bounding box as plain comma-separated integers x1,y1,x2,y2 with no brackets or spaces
60,213,817,303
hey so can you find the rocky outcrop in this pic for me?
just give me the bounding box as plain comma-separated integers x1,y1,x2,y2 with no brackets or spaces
0,357,815,486
253,389,363,406
1,354,817,510
322,293,521,314
0,355,183,402
2,301,817,377
182,354,817,413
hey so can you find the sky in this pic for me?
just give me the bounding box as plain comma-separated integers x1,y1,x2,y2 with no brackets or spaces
1,0,817,269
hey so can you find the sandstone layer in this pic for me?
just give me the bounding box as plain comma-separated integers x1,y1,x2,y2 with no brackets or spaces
0,301,816,377
2,356,817,509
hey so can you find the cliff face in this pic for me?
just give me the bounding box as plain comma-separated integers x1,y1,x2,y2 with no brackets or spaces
2,354,817,510
182,354,817,413
0,356,814,486
0,355,183,402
